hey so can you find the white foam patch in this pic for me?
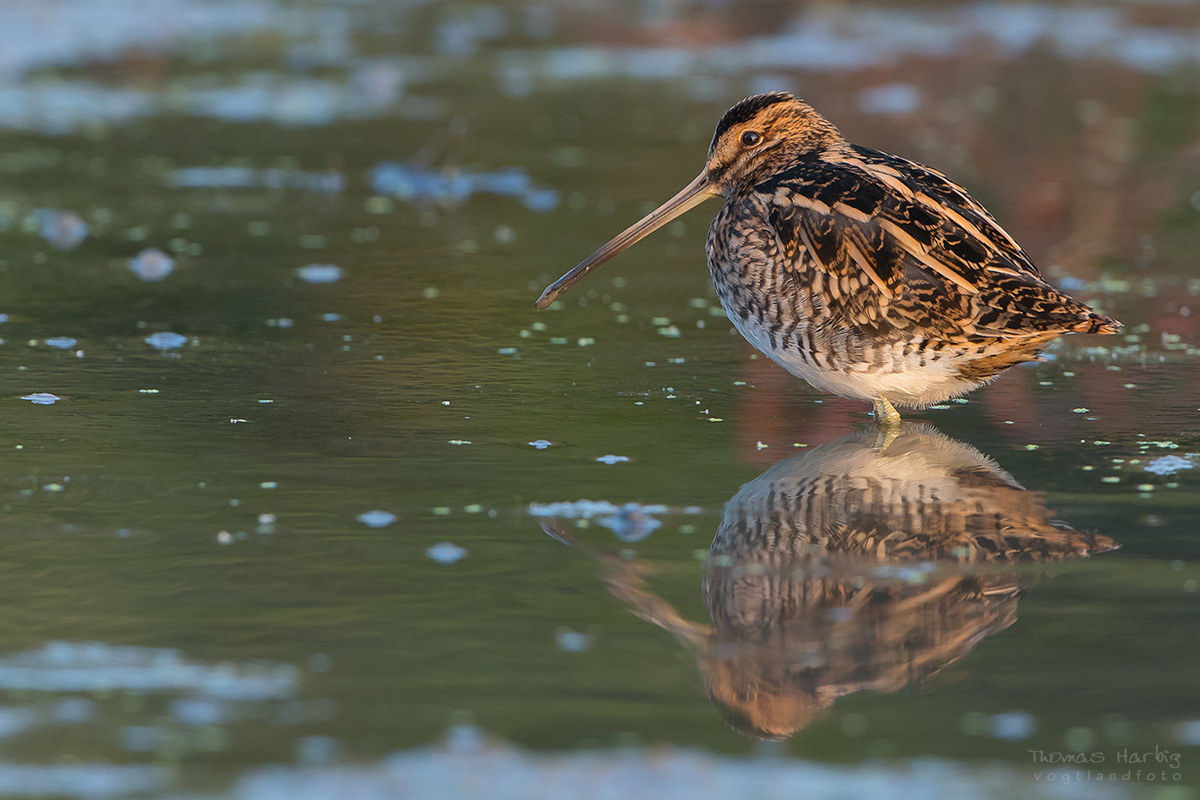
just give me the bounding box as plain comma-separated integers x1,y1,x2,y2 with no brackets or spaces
501,3,1200,85
1144,455,1194,476
0,642,298,700
0,762,166,797
231,725,1133,800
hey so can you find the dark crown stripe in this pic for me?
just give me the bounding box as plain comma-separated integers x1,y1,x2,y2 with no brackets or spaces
711,92,793,146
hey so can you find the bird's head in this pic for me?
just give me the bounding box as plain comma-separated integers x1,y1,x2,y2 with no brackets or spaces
703,92,844,195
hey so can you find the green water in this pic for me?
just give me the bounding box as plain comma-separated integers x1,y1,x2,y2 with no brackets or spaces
0,1,1199,797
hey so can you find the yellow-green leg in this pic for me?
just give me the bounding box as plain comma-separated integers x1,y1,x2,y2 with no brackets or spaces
873,396,902,426
873,396,902,451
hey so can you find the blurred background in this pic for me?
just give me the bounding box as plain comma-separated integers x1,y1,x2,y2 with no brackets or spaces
0,0,1198,798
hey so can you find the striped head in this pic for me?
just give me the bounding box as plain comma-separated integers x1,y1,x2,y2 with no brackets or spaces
705,92,845,195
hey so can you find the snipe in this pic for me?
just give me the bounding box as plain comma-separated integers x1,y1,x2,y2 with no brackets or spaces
536,92,1119,426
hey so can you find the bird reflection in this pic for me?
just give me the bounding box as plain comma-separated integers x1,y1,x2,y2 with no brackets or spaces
542,424,1117,740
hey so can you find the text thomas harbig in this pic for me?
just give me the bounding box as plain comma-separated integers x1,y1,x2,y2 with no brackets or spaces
1027,747,1181,770
1027,746,1183,783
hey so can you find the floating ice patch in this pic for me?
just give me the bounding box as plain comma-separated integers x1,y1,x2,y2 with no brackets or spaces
169,697,229,727
369,162,559,211
127,248,175,282
228,723,1098,800
144,331,187,350
34,209,88,250
296,264,344,284
425,542,467,564
297,735,340,765
505,5,1200,88
1145,455,1194,476
597,504,664,542
21,393,60,405
357,510,397,528
0,68,421,134
53,697,95,725
858,84,920,115
528,439,553,449
1177,719,1200,747
169,166,345,193
555,628,593,652
870,564,935,583
0,642,297,699
530,500,668,542
372,163,474,203
42,337,77,350
988,711,1037,741
0,707,36,739
529,499,622,519
595,455,629,465
0,762,167,796
523,188,560,212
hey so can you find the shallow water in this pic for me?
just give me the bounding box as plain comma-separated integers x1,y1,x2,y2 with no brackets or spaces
0,1,1199,797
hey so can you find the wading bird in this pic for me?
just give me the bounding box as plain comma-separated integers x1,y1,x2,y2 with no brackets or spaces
536,93,1119,427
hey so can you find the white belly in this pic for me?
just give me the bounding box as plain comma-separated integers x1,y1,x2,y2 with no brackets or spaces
729,313,978,408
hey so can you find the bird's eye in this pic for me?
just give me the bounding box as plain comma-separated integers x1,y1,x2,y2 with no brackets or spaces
741,130,762,147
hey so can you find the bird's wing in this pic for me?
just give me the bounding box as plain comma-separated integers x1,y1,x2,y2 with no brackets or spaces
849,146,1041,276
756,151,1118,338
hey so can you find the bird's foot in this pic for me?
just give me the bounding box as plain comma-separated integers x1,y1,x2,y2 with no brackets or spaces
872,396,902,426
872,396,903,451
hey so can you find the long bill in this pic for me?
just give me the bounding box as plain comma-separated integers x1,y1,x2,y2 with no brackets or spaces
535,172,720,309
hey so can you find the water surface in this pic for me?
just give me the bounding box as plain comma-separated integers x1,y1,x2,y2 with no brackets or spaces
0,1,1198,797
